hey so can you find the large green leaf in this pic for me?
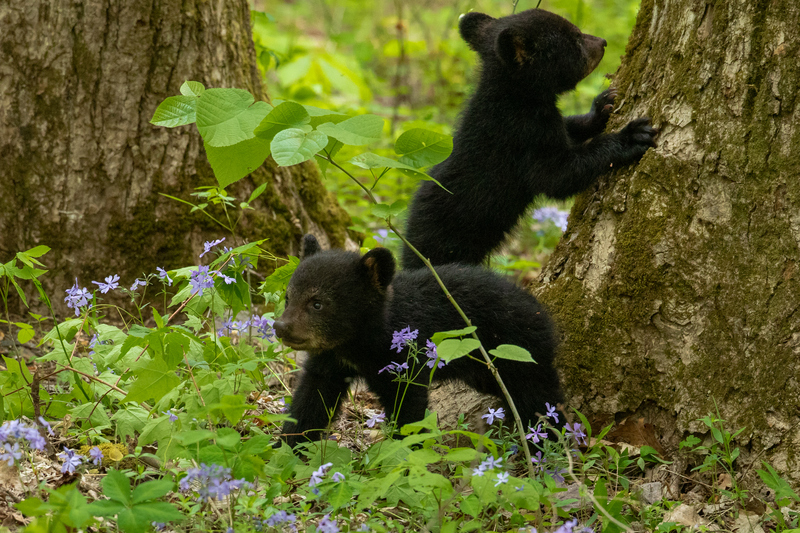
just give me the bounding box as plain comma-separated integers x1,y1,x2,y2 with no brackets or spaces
430,326,477,345
131,479,174,504
204,137,272,188
371,200,407,219
316,114,384,146
150,96,197,127
102,469,132,506
488,344,534,362
270,128,328,166
180,80,205,97
254,101,310,140
437,338,481,362
123,358,181,404
196,88,272,147
395,128,453,168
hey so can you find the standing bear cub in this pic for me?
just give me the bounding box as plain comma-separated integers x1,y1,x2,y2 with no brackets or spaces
274,235,564,446
402,9,658,269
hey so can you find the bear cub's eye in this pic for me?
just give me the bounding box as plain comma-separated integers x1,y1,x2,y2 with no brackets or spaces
312,301,323,310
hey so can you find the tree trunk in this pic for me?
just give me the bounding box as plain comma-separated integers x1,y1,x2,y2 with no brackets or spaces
538,0,800,482
0,1,353,313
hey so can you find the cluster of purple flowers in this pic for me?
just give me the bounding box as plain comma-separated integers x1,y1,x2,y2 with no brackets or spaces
481,407,505,425
0,419,49,465
522,518,592,533
200,238,226,258
424,339,445,369
390,326,418,353
472,455,503,477
317,514,339,533
178,463,249,502
217,315,275,340
64,279,92,316
93,274,120,294
57,447,84,474
189,265,215,295
377,361,409,374
262,510,296,529
526,424,547,444
532,206,570,232
564,422,588,446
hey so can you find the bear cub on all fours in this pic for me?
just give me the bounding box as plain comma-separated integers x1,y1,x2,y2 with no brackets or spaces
274,234,564,446
402,9,659,269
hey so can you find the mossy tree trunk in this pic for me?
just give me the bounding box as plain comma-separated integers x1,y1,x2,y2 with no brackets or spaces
539,0,800,481
0,1,352,314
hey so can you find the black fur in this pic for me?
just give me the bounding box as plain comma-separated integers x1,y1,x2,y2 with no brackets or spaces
274,235,563,446
402,9,658,269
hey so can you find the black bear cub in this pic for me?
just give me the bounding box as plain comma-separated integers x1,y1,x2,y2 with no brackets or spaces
402,9,658,269
274,235,564,446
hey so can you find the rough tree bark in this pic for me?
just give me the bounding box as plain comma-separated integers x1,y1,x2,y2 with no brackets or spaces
0,1,352,312
538,0,800,482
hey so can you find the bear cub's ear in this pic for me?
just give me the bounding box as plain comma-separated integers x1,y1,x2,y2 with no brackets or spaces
496,27,531,67
459,12,495,52
301,234,322,259
359,247,396,292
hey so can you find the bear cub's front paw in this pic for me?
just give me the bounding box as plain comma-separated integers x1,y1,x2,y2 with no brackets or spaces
590,87,617,126
619,117,659,158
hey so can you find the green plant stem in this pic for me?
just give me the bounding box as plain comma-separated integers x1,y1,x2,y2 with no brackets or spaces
325,154,536,477
564,442,633,532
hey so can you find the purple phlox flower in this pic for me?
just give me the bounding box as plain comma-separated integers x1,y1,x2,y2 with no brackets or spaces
357,525,371,532
200,237,226,258
163,410,179,423
223,246,233,254
526,424,547,444
332,471,345,482
531,451,545,468
373,229,390,243
226,528,234,533
425,339,445,369
237,255,252,268
92,274,120,294
38,416,54,436
189,265,215,295
365,412,386,428
377,361,409,374
545,402,559,423
532,206,569,232
64,279,92,316
266,510,296,527
481,407,505,425
495,471,510,487
179,463,249,502
480,456,503,471
151,522,167,531
58,447,83,474
553,518,582,533
130,278,147,292
308,462,333,488
252,315,275,340
317,514,339,533
546,467,568,485
472,467,485,477
156,267,173,286
217,317,234,337
390,326,418,353
233,319,251,332
89,446,103,466
564,422,588,446
219,272,236,285
510,444,519,455
1,442,22,466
